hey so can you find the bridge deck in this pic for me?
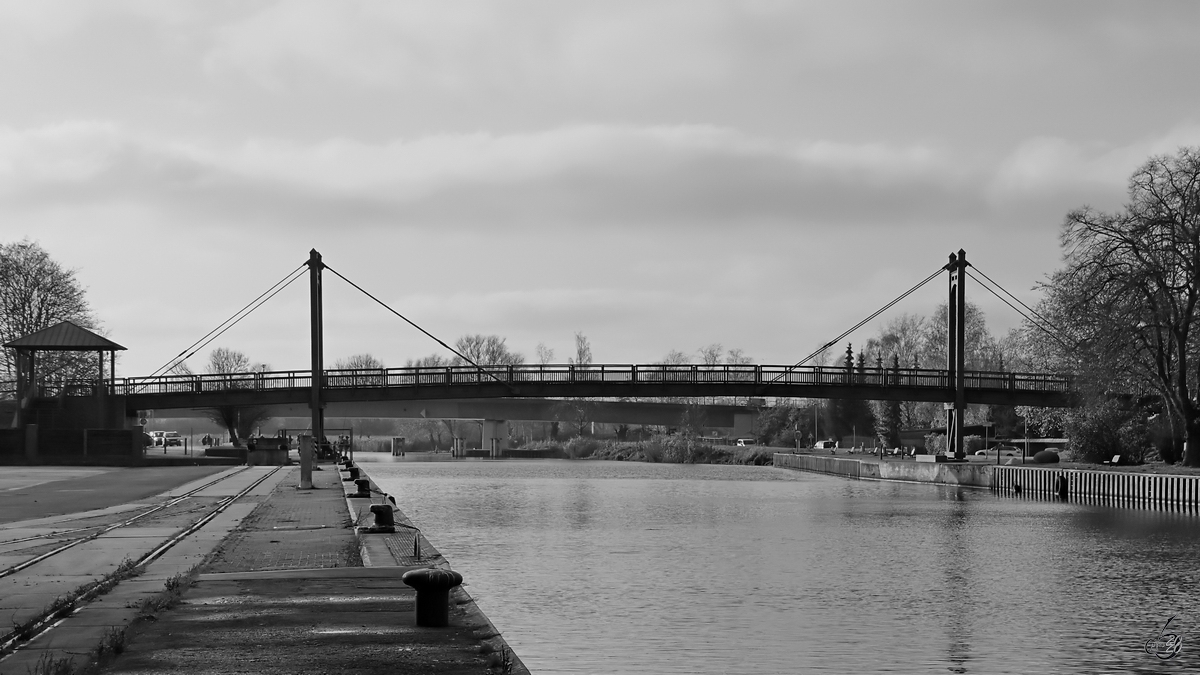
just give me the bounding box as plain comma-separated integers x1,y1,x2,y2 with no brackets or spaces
71,364,1073,411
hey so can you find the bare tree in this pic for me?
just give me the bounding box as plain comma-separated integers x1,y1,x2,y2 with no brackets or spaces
919,301,1001,372
864,312,936,428
453,334,524,366
406,354,449,368
661,350,689,365
333,353,385,387
568,331,592,366
1042,146,1200,464
725,348,752,365
698,343,724,366
202,347,270,447
206,347,251,375
0,240,99,396
334,353,384,369
535,342,554,365
864,313,927,370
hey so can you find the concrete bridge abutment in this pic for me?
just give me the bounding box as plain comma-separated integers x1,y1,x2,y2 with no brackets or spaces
482,419,508,458
733,413,755,440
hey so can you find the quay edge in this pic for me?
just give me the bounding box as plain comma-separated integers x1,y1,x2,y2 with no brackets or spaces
348,466,530,675
774,452,1200,512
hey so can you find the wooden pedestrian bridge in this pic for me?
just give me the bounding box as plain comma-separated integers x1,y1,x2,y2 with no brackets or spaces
100,362,1073,413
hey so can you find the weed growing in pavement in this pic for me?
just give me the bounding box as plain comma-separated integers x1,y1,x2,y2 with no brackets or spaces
136,570,195,616
339,535,364,567
93,625,126,657
4,558,142,659
25,651,75,675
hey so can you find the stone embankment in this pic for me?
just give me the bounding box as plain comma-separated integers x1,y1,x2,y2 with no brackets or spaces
775,452,1200,512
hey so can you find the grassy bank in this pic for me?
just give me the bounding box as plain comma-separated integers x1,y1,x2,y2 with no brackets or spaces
517,437,776,465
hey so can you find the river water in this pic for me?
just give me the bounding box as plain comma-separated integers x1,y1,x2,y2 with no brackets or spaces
360,456,1200,674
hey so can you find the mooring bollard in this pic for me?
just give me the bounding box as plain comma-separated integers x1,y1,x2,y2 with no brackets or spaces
343,466,360,481
401,568,463,627
352,477,371,498
366,503,396,532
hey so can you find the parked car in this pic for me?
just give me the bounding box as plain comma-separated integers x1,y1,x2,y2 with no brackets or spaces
814,440,837,450
148,431,165,446
736,438,756,447
163,431,183,447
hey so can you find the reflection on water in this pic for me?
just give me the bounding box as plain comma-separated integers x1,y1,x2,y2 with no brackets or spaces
361,456,1200,674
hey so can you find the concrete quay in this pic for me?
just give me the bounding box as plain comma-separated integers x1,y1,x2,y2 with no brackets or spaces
0,462,526,674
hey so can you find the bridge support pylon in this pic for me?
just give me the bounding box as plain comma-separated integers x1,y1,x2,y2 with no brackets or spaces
482,419,507,458
304,248,325,489
945,249,968,460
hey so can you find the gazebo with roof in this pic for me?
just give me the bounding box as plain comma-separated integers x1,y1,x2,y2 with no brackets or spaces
4,321,125,425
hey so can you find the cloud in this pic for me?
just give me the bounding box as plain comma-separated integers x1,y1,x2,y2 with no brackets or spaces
202,1,745,94
987,125,1200,203
0,121,977,231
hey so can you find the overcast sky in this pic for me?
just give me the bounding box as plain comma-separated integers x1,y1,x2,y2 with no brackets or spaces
3,1,1200,376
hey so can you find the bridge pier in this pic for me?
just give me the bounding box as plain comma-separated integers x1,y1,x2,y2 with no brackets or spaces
482,419,508,458
733,413,755,440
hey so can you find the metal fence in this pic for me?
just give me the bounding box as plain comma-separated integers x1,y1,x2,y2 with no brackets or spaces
993,465,1200,513
101,363,1072,397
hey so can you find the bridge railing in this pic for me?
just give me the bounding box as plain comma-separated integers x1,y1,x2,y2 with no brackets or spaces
105,363,1072,397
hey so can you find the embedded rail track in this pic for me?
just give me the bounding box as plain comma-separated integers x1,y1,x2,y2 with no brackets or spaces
0,467,252,581
0,466,283,660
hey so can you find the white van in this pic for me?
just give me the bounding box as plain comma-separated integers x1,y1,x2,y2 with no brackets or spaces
736,438,756,447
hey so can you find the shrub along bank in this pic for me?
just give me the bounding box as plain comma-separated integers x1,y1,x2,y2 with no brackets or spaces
520,437,775,465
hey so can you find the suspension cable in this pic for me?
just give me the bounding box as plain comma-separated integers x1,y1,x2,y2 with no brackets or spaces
966,270,1074,351
321,264,516,391
140,263,307,383
969,264,1068,341
766,265,945,385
